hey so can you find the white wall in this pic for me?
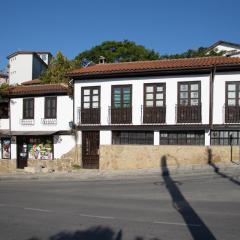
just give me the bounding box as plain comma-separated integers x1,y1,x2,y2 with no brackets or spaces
74,74,210,126
9,54,33,85
10,95,73,132
0,119,9,130
53,134,76,158
213,72,240,124
213,44,240,55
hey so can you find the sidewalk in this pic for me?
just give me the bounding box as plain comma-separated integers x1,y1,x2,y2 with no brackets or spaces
0,162,240,182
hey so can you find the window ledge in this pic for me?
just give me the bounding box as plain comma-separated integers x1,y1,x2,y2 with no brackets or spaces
41,118,57,125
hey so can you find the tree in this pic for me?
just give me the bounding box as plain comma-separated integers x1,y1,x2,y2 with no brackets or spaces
74,40,160,67
160,47,225,59
40,51,73,83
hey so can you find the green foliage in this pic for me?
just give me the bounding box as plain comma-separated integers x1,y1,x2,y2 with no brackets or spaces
161,47,225,59
40,51,73,84
72,164,81,170
0,83,9,91
74,40,160,67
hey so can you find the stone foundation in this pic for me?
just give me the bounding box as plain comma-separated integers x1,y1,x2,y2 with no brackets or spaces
0,159,17,173
100,145,239,170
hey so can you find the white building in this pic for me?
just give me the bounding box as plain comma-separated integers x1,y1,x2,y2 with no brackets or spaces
69,56,240,169
0,72,8,85
207,40,240,57
0,81,75,169
7,51,52,85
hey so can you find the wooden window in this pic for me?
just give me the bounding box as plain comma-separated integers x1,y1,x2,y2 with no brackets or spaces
211,130,240,145
81,86,100,109
160,131,205,145
112,131,154,145
45,97,57,119
178,82,201,106
112,85,132,109
0,102,9,119
226,82,240,107
144,83,165,107
23,98,34,119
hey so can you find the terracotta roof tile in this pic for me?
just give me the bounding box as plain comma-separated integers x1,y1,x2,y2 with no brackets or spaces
1,83,69,97
68,56,240,77
21,79,42,85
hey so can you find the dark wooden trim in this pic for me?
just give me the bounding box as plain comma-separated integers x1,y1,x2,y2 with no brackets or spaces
76,124,209,131
209,67,215,128
44,96,57,119
6,92,68,99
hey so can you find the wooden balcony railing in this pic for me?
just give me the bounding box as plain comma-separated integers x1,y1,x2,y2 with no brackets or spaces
110,107,132,124
142,106,166,124
176,104,202,123
80,108,100,124
225,105,240,123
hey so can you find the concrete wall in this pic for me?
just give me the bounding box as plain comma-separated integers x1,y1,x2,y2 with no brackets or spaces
0,159,16,172
100,145,239,170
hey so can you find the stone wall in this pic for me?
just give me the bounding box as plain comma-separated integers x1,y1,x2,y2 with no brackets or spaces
100,145,239,170
0,159,17,173
27,144,82,171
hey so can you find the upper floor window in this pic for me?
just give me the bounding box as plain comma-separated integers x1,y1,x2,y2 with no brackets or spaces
23,98,34,119
81,86,100,109
45,97,57,119
226,82,240,106
112,85,132,108
0,102,9,119
178,82,201,106
144,83,165,107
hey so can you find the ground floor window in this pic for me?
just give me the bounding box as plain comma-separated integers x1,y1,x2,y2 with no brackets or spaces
28,136,53,160
160,131,205,145
112,131,154,145
211,130,240,145
1,138,11,159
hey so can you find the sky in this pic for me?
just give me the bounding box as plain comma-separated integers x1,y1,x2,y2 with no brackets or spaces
0,0,240,70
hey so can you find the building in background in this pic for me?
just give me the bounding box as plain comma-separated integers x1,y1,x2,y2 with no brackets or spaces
0,72,8,85
207,40,240,57
7,51,52,85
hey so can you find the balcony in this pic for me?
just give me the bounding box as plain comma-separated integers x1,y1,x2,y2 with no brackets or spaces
176,104,202,123
225,105,240,123
142,106,166,124
20,119,35,125
78,108,100,125
41,118,57,125
109,106,132,124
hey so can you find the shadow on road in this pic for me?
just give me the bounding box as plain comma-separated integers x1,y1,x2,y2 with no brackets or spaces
160,155,216,240
28,226,161,240
207,148,240,186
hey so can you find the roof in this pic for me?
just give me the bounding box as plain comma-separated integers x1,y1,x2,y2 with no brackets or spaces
1,83,69,97
7,51,52,59
68,56,240,78
207,41,240,52
0,72,8,78
21,79,42,85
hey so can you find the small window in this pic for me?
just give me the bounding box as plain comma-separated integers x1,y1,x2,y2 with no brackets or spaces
0,102,9,119
112,131,153,145
112,85,132,109
45,97,57,119
144,83,165,108
226,82,240,107
23,98,34,119
211,130,240,145
81,86,100,109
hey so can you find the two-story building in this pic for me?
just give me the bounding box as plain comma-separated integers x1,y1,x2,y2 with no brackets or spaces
0,80,76,171
69,56,240,170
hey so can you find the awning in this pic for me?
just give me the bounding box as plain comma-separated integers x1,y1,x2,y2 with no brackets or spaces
10,131,57,136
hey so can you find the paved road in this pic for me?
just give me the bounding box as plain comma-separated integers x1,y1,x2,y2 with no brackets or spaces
0,169,240,240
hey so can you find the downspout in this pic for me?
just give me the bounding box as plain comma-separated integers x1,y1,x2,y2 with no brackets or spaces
209,66,216,129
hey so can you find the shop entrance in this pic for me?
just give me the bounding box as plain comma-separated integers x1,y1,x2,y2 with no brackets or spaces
82,131,100,169
17,136,28,169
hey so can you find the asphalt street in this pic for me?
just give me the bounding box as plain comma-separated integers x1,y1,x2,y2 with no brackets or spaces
0,168,240,240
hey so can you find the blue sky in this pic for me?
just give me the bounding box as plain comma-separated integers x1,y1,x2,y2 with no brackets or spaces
0,0,240,69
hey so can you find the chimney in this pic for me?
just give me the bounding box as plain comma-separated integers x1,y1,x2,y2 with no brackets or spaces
99,56,106,64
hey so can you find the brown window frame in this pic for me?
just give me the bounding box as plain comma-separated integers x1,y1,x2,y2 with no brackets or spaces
0,102,9,119
144,83,166,108
225,82,240,107
81,86,101,109
111,85,132,109
23,98,34,119
178,81,201,106
44,97,57,119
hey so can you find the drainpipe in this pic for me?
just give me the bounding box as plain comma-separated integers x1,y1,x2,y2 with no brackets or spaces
209,66,216,129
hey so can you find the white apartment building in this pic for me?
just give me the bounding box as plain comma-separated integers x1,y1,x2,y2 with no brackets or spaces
7,51,52,85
